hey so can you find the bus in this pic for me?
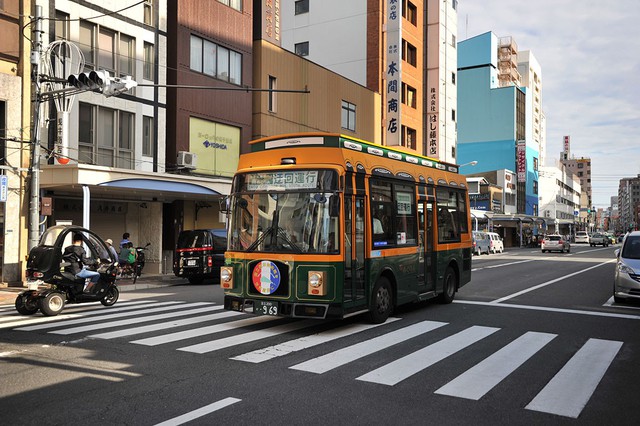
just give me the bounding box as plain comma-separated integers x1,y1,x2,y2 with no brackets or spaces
221,133,472,323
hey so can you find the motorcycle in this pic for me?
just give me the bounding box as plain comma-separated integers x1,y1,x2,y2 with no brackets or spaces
118,243,151,284
16,225,120,316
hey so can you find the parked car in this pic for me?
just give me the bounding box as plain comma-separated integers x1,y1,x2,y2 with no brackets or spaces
472,231,491,255
605,233,617,244
486,232,504,254
590,232,609,247
613,231,640,303
541,234,570,253
173,228,227,284
575,231,590,244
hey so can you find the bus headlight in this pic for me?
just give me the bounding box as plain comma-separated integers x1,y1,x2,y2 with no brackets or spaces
308,271,326,296
220,266,233,289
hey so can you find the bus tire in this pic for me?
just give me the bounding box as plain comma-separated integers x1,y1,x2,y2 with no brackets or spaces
367,277,393,324
439,266,457,304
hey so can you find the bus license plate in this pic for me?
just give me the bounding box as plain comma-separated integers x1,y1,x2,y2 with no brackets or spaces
254,300,278,316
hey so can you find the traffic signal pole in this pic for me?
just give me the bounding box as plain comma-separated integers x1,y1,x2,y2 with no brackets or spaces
28,5,43,250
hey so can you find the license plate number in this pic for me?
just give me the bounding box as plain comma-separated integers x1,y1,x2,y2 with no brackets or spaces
187,259,196,266
254,300,278,316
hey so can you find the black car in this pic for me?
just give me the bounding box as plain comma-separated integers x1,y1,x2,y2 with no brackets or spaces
173,229,227,284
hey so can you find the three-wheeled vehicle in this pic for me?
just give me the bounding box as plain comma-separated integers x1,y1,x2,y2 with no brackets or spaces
15,225,120,316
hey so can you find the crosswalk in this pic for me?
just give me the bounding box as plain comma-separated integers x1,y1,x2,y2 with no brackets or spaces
0,300,623,419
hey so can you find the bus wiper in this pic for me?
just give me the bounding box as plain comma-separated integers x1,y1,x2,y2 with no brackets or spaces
245,226,273,252
276,227,303,253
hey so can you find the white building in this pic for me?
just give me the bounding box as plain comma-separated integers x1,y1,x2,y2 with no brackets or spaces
518,50,546,166
538,164,581,234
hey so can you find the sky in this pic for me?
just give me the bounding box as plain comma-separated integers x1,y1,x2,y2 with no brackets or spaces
456,0,640,208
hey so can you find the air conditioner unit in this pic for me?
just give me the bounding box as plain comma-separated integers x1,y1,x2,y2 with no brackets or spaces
177,151,197,169
544,210,551,218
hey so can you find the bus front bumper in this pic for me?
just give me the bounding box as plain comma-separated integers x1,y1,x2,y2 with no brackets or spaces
224,296,330,319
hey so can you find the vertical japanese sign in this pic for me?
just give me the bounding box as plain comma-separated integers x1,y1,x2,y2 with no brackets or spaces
0,175,7,202
517,140,526,182
264,0,281,46
385,0,401,146
563,135,570,153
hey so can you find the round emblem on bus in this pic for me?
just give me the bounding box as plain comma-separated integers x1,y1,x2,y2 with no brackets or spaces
252,261,281,295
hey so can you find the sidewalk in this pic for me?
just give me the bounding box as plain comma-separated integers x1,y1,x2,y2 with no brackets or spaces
0,273,186,305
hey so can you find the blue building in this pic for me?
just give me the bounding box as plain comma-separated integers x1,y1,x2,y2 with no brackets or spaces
457,32,539,216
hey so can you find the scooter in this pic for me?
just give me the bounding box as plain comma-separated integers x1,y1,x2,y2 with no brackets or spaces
16,225,120,317
118,243,150,284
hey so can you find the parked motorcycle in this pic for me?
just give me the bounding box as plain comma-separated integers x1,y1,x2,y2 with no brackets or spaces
16,225,120,316
118,243,151,284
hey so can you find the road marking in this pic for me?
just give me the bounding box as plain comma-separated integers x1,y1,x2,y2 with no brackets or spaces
0,299,155,320
5,301,180,329
455,300,640,320
472,259,536,272
435,331,556,400
356,325,499,386
154,397,241,426
231,318,400,363
131,315,276,346
178,319,318,354
89,308,240,339
490,259,616,304
289,320,447,374
48,304,216,335
602,297,640,310
526,338,622,418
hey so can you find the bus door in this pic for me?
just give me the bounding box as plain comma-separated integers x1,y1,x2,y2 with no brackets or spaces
343,195,366,306
417,201,436,294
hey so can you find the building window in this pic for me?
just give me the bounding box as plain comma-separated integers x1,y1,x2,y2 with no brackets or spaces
268,75,277,112
402,40,417,67
143,116,154,157
79,20,135,78
578,163,584,168
119,34,135,77
78,102,135,170
54,11,70,56
402,83,416,108
295,41,309,56
79,21,96,68
533,157,538,171
533,180,538,195
452,72,456,85
218,0,242,11
451,34,456,47
402,126,416,150
403,1,417,26
143,0,153,26
341,101,356,132
143,42,154,80
295,0,309,14
98,28,115,72
190,34,242,85
452,0,458,10
451,109,456,122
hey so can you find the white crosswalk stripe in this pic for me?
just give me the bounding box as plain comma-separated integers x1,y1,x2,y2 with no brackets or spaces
435,331,557,400
5,301,623,418
289,320,448,374
525,338,623,418
231,317,401,363
356,325,500,386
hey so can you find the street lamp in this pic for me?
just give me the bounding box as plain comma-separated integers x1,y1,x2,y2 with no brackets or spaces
459,160,478,168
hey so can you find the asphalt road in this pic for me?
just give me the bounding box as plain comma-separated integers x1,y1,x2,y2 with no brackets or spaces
1,244,639,425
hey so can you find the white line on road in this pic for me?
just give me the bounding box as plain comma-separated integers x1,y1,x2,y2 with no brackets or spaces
454,300,640,320
177,319,318,354
435,331,556,400
154,397,241,426
525,338,623,418
231,318,400,363
356,325,499,386
289,320,447,374
602,296,640,310
490,259,616,304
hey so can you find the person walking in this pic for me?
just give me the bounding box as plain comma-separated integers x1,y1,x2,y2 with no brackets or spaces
105,238,118,261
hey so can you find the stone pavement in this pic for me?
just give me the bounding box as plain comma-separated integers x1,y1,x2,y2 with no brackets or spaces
0,273,186,305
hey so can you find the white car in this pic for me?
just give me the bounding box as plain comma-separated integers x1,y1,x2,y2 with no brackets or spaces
575,231,590,244
486,232,504,253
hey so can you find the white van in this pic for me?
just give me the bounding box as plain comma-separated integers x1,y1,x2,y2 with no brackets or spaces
486,232,504,253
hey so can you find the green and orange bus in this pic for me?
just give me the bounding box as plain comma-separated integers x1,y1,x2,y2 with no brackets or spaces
221,133,472,323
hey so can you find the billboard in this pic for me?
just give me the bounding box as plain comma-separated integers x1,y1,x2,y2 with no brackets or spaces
384,0,402,146
189,117,240,177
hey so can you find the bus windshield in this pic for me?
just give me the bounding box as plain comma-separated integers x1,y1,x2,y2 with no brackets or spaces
228,190,340,254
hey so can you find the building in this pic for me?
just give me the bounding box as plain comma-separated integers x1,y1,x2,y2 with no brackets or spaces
618,176,640,232
0,0,31,284
278,0,458,161
538,164,581,235
559,135,592,230
518,50,546,167
457,31,539,216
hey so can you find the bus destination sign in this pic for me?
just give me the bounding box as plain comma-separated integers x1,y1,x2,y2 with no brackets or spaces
246,171,318,191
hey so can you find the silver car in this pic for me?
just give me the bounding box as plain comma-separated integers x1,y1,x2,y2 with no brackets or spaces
614,231,640,303
541,235,570,253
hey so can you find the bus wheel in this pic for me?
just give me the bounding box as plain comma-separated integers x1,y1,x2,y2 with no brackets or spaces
439,266,457,304
367,277,393,324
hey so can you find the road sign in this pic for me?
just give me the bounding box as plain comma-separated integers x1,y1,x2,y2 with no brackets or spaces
0,175,7,202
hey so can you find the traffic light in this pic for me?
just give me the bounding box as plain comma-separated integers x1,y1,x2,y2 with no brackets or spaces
103,75,138,97
67,70,111,93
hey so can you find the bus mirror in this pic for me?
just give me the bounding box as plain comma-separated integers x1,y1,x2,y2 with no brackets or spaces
329,195,340,217
219,197,231,214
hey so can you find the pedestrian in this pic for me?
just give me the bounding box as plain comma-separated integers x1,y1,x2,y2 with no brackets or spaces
63,233,100,293
120,232,131,249
105,238,118,261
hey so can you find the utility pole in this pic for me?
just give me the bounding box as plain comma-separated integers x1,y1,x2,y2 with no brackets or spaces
28,5,43,250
